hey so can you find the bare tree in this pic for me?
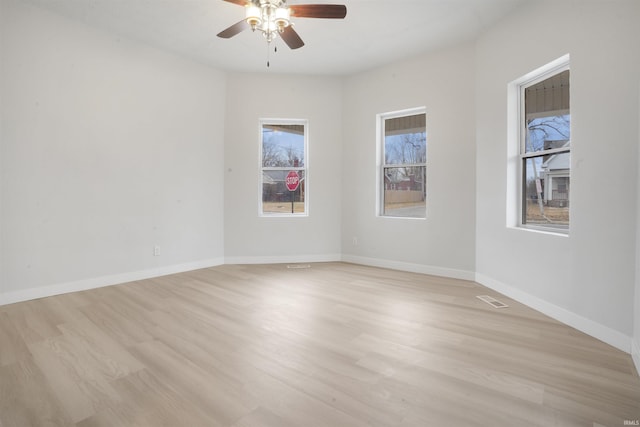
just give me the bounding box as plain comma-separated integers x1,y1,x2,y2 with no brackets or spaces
385,133,426,193
262,137,282,167
526,115,570,152
524,114,570,221
262,133,304,167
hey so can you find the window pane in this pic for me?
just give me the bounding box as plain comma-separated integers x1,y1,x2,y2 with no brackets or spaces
525,114,570,153
384,114,426,165
524,69,570,154
262,169,305,214
523,153,569,229
262,124,305,167
383,166,426,218
524,70,569,116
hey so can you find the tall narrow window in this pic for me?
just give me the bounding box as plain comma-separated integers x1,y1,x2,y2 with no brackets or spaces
378,108,427,218
260,120,308,216
519,60,570,232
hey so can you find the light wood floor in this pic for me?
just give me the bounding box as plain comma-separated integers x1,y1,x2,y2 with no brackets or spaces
1,262,639,426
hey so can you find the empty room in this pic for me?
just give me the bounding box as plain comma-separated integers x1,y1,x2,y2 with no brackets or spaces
1,0,640,425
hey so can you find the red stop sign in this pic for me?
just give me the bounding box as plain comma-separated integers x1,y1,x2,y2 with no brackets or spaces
285,171,300,191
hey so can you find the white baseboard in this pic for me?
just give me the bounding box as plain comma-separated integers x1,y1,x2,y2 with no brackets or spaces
0,258,224,307
341,254,476,281
224,253,342,265
475,273,632,354
633,339,640,377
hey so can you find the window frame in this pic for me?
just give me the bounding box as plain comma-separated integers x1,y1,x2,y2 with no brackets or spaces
514,55,571,234
258,118,309,217
376,107,427,219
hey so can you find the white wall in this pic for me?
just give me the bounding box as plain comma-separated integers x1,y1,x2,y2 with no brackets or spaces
341,44,477,279
634,81,640,372
475,0,640,351
0,0,226,303
223,73,343,263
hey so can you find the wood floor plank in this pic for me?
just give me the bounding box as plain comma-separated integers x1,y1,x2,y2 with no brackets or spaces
3,300,64,345
78,368,222,427
128,339,257,426
77,301,154,348
0,262,639,426
0,312,31,367
56,317,145,381
237,341,405,427
28,335,121,423
231,406,300,427
0,358,74,427
241,370,372,427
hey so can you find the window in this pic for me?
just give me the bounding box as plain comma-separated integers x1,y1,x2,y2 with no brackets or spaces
260,119,308,216
378,108,427,218
517,57,570,232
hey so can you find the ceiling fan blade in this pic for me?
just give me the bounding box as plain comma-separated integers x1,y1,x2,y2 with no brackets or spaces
222,0,248,5
217,19,250,38
289,4,347,19
280,26,305,49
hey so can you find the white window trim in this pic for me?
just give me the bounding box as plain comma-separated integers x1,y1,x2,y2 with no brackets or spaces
258,118,309,217
376,106,427,219
507,54,570,235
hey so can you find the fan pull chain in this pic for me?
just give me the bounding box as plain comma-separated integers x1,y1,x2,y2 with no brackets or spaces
266,41,278,68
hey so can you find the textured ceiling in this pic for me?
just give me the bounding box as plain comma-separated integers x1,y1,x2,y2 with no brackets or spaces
22,0,526,75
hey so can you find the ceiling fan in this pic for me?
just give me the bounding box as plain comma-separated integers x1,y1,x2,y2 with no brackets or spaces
217,0,347,51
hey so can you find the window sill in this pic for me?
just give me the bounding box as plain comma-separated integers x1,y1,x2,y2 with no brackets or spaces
260,213,309,218
378,215,427,221
510,224,569,237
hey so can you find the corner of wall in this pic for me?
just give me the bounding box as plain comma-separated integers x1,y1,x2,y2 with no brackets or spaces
633,339,640,377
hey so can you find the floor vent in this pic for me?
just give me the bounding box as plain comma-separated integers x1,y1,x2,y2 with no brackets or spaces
286,264,311,270
476,295,509,309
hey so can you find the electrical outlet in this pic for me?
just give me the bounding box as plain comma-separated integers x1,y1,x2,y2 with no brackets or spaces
154,245,160,256
352,237,358,246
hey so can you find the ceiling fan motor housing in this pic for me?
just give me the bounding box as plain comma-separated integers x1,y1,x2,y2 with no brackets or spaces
246,0,290,38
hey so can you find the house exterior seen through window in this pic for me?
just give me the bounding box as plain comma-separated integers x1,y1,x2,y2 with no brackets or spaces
378,108,427,218
519,60,570,232
260,120,308,216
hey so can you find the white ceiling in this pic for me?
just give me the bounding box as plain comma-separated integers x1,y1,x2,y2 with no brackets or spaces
22,0,526,75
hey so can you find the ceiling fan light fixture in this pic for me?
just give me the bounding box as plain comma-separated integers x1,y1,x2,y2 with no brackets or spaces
245,5,262,30
274,7,290,32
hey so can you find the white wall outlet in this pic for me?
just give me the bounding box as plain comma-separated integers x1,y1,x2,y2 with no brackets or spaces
352,237,358,246
154,245,160,256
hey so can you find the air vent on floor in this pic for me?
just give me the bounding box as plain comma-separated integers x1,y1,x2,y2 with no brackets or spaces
286,264,311,269
476,295,509,309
